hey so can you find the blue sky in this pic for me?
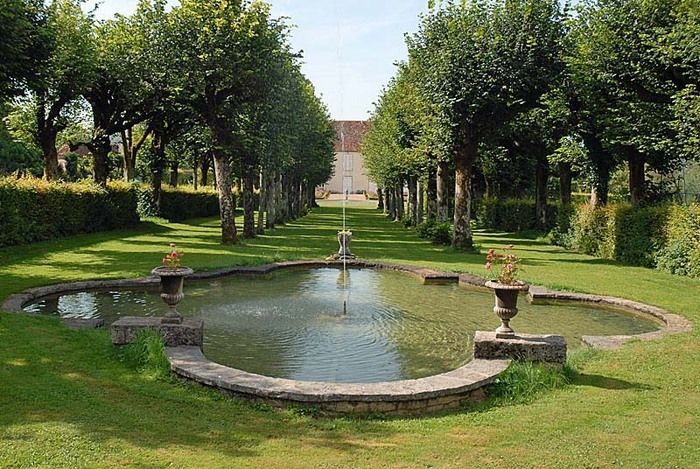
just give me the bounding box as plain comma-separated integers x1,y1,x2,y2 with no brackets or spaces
85,0,429,120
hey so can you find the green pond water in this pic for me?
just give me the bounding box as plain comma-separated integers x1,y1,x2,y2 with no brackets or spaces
24,268,659,383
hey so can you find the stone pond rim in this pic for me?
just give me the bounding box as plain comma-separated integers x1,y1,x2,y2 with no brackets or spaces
1,259,692,415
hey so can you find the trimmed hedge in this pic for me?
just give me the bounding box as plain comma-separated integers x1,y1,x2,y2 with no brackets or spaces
476,197,558,232
137,185,220,222
475,196,700,277
564,204,668,267
552,202,700,276
655,204,700,277
0,177,139,247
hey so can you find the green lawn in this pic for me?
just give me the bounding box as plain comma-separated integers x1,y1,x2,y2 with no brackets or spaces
1,202,699,468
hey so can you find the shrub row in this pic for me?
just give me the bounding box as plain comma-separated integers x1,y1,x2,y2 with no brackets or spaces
474,196,700,277
0,177,139,247
559,204,668,267
553,202,700,276
655,204,700,277
476,197,559,232
137,185,220,222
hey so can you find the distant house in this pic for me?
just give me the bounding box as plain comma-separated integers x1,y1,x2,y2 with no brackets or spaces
57,143,91,159
322,121,376,194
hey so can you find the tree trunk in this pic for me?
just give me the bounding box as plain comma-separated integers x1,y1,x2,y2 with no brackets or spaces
453,138,475,249
535,157,549,229
377,188,384,212
408,175,418,226
92,134,111,187
276,174,287,224
150,132,166,214
193,157,199,191
257,169,266,234
559,162,572,205
628,148,646,206
385,187,394,218
36,97,60,181
584,134,612,209
169,160,179,187
242,163,256,238
266,170,276,229
437,161,449,223
200,155,210,187
590,171,610,208
427,169,437,222
395,181,404,221
152,166,164,212
212,151,238,244
417,180,424,225
308,183,318,209
484,174,494,199
39,130,59,181
121,129,134,182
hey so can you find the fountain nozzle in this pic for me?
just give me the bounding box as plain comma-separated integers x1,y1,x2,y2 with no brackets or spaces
343,300,347,315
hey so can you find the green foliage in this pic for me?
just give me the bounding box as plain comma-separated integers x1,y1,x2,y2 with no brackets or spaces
476,198,559,232
612,205,669,266
562,204,668,267
0,176,139,247
0,105,42,175
1,206,700,467
137,185,220,222
118,330,171,381
0,0,48,100
487,361,574,405
416,220,452,245
548,203,577,247
551,202,693,270
655,204,700,278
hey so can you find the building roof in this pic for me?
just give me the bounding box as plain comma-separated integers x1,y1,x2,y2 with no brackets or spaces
333,121,369,153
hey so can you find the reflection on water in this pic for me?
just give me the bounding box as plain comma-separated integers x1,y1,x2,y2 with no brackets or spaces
24,268,659,383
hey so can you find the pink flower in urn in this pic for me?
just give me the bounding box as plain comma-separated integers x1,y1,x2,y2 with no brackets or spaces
162,243,183,269
484,245,522,285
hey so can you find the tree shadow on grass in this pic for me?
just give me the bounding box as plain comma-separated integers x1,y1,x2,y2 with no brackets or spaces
0,317,397,463
573,373,657,391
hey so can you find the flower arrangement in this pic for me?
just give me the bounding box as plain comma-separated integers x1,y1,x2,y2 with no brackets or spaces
162,243,183,269
485,245,522,285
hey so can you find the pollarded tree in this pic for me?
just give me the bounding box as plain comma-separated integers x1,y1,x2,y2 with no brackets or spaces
26,0,95,180
0,0,48,101
362,80,408,221
571,0,700,206
172,0,284,244
408,0,564,248
288,78,335,216
363,63,430,224
81,5,162,186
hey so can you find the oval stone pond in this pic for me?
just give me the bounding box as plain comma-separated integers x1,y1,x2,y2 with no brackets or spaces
23,267,660,383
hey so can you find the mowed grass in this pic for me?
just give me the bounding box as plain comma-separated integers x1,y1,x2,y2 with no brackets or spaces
1,201,699,468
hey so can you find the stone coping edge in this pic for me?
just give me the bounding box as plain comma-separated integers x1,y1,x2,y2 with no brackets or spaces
166,345,510,415
0,260,457,312
3,259,692,351
525,285,692,349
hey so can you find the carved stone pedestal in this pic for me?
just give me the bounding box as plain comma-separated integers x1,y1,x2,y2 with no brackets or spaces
111,317,204,347
473,331,567,365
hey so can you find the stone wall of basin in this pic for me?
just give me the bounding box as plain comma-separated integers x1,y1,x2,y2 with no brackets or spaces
1,258,693,416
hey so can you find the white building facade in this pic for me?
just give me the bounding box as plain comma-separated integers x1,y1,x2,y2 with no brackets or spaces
322,121,377,194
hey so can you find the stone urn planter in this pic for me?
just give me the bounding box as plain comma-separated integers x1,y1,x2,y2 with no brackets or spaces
337,230,356,260
485,281,530,338
151,266,194,324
